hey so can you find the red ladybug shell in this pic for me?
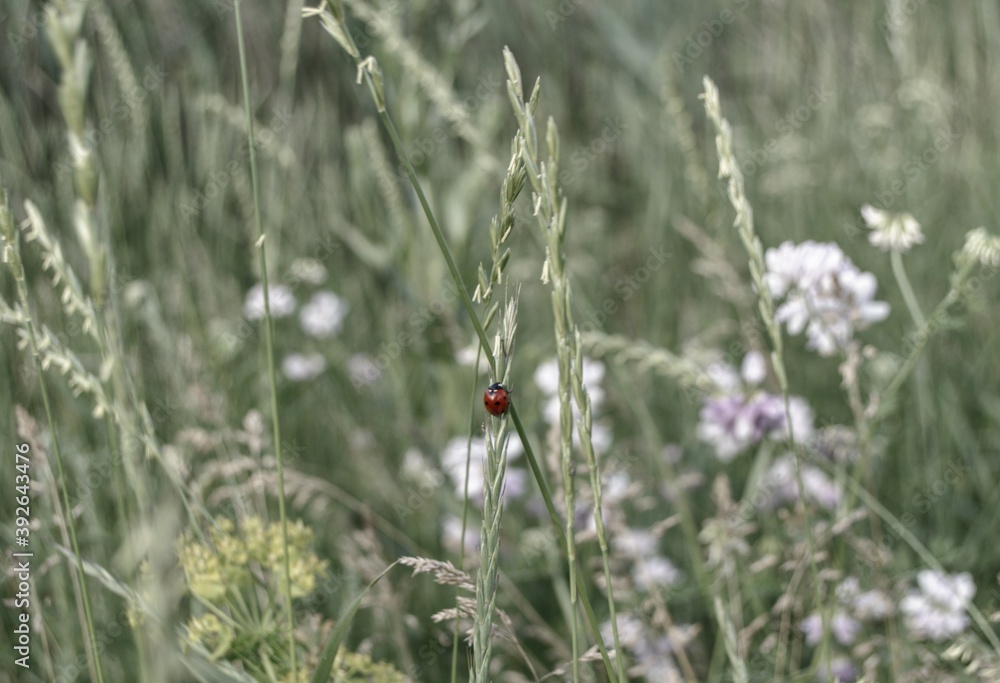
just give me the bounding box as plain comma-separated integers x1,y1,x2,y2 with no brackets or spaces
484,383,510,416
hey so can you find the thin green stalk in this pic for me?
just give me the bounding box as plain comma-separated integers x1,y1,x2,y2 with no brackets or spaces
306,9,616,673
890,250,926,328
370,62,620,683
234,2,296,678
473,300,516,682
502,47,623,681
877,256,978,419
375,103,495,377
2,197,106,683
701,76,830,678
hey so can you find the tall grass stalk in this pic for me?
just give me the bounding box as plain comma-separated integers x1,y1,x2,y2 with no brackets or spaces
503,47,624,683
472,297,517,683
1,193,106,683
306,5,613,674
701,76,830,678
234,1,296,677
45,0,159,673
455,127,525,683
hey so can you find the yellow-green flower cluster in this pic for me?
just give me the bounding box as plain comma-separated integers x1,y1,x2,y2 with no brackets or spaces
178,534,233,602
178,515,332,676
186,613,235,660
333,648,407,683
178,516,328,604
266,519,327,598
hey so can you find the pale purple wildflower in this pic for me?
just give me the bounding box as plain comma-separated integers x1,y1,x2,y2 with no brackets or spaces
900,570,975,641
819,656,859,683
800,611,861,647
764,241,890,356
696,353,814,461
697,393,813,462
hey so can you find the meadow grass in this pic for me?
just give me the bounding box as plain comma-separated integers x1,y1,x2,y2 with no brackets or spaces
2,1,1000,681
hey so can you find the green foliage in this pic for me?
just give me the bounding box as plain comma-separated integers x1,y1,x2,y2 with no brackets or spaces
2,0,1000,681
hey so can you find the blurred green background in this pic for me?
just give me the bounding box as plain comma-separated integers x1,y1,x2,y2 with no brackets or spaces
2,0,1000,680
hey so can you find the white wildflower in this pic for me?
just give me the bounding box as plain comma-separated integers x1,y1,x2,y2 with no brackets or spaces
299,290,348,338
281,352,325,381
860,203,924,252
900,570,975,641
244,282,295,320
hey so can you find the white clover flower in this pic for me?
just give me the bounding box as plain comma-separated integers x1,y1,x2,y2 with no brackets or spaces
900,570,975,641
281,352,325,381
860,203,925,253
244,283,295,320
765,241,890,356
299,290,348,338
961,227,1000,267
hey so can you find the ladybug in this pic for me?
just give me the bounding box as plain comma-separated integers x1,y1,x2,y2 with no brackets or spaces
483,383,511,416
